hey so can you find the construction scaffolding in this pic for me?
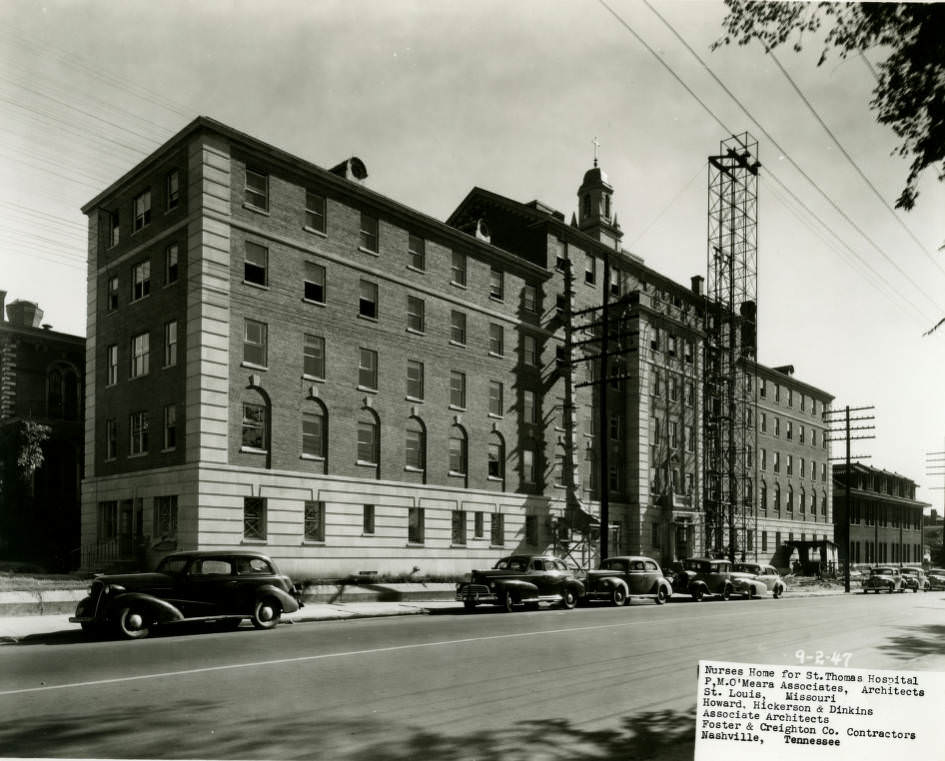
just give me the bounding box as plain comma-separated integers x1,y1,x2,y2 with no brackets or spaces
703,133,759,561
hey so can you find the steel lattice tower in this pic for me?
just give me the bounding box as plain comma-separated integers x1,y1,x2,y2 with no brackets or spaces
704,133,759,561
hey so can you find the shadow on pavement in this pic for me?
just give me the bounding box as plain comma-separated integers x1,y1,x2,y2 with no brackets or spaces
0,699,696,760
879,623,945,661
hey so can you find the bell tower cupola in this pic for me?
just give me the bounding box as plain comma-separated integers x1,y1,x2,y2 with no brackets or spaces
577,137,622,249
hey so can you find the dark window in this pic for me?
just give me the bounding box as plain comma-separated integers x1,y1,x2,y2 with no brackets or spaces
243,319,267,366
451,251,466,286
163,405,177,450
452,510,467,545
305,190,326,232
357,415,379,465
360,212,378,252
304,500,325,542
244,242,268,286
133,190,151,231
131,260,150,301
359,280,378,319
405,418,426,471
449,426,467,475
245,168,268,210
302,406,325,458
358,348,377,390
408,234,425,270
490,513,504,545
489,267,504,300
165,244,179,284
242,402,267,450
303,334,325,378
363,504,375,534
243,497,267,540
406,359,424,400
107,276,119,310
166,170,180,210
304,262,325,302
408,506,425,544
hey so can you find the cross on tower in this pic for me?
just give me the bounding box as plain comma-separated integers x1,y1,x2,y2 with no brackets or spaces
592,136,600,167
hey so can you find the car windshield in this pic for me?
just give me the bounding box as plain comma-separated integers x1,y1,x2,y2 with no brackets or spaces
683,560,710,572
494,557,529,572
931,569,945,575
157,557,189,574
733,564,760,574
871,568,895,576
600,559,628,572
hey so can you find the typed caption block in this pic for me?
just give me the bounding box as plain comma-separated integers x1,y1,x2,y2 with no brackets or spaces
695,660,945,760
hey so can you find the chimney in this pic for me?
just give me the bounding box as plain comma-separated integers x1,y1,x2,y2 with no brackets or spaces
690,275,703,296
6,299,43,328
329,157,368,183
0,290,5,322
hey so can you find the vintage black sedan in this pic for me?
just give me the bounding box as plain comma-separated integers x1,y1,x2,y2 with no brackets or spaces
70,550,302,639
582,556,673,605
456,555,585,612
862,566,903,593
669,557,735,601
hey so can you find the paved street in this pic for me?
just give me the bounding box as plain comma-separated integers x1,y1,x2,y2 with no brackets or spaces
2,592,944,760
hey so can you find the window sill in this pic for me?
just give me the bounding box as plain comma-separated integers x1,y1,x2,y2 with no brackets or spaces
302,297,326,307
489,544,505,549
448,404,466,412
405,396,424,403
406,542,425,548
162,363,178,371
487,476,504,483
358,246,380,257
357,313,379,323
242,202,270,216
488,352,504,359
487,413,503,420
104,457,117,463
406,328,425,336
301,540,326,546
128,452,148,459
356,460,378,468
241,361,268,372
450,544,468,549
361,532,376,538
406,265,425,274
448,471,468,478
488,295,504,304
303,225,327,238
161,447,176,454
242,280,269,291
450,280,467,290
300,454,325,462
357,385,378,394
449,340,466,348
240,446,268,455
302,373,325,382
129,295,151,305
241,537,268,545
404,466,425,473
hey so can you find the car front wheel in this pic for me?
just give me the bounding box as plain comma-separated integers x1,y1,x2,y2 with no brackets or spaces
500,590,515,613
691,588,704,602
655,586,669,605
610,586,627,606
773,586,783,599
251,598,282,629
720,586,731,601
117,606,151,640
561,589,578,609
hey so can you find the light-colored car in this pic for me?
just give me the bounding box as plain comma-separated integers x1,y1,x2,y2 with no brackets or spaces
927,568,945,591
732,562,786,598
862,566,903,594
900,567,929,592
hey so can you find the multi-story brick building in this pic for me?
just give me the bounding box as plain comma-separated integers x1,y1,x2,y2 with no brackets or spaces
78,116,832,576
0,291,84,570
833,463,927,566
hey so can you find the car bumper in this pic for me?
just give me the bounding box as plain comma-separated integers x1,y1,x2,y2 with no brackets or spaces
456,587,499,604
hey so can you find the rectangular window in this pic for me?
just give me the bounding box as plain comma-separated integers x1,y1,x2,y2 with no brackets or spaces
452,510,467,545
523,284,538,312
474,511,484,538
609,414,621,441
482,325,503,359
165,170,180,210
242,402,266,450
130,332,150,378
358,347,378,390
245,168,268,211
406,295,425,333
357,420,378,464
408,506,425,544
451,251,467,286
787,421,793,441
154,496,178,541
405,425,424,470
585,255,596,285
363,504,375,534
243,319,267,367
107,344,119,386
131,260,150,301
523,389,536,424
165,244,179,284
302,408,324,458
164,320,177,367
129,410,149,455
670,421,678,449
406,359,424,400
359,279,378,319
163,404,176,450
108,210,120,248
488,441,503,479
303,334,325,379
304,262,325,303
107,275,119,311
489,380,503,416
787,455,793,476
774,451,780,473
97,500,118,541
243,496,266,540
450,310,466,345
304,500,325,542
359,211,379,252
408,233,425,270
490,513,505,546
133,189,151,231
244,242,268,286
449,431,467,475
761,412,767,434
489,267,504,300
105,418,117,460
774,417,780,437
305,190,326,233
523,446,536,484
523,334,538,366
525,515,538,546
800,458,806,478
450,370,466,408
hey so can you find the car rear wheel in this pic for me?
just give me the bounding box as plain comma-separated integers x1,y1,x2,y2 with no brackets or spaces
720,585,731,601
561,589,578,609
251,598,282,629
117,606,151,640
691,588,704,602
655,586,668,605
773,587,783,599
610,586,627,607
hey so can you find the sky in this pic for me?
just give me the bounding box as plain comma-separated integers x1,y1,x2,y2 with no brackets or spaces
1,0,943,514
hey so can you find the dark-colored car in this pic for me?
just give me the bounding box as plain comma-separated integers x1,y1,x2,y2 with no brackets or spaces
455,555,585,612
900,566,928,592
669,558,735,601
732,562,786,599
928,568,945,591
70,550,302,639
582,555,672,606
862,566,903,593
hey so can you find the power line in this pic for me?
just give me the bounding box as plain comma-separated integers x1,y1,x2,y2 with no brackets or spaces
627,163,704,247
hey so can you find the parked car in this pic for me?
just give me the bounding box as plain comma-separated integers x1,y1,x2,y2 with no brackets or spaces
669,558,735,601
900,566,929,592
70,550,302,639
582,555,673,606
927,568,945,591
732,562,786,599
456,555,585,612
862,566,903,593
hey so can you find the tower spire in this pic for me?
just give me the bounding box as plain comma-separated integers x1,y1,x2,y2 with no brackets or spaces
592,136,600,167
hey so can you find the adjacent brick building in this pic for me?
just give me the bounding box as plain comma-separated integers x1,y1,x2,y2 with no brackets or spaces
78,116,833,576
0,291,84,570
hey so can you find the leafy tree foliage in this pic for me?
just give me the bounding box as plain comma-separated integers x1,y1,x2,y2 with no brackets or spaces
714,2,945,212
16,420,51,483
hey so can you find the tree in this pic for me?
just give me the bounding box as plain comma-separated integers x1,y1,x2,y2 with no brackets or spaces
17,420,51,486
714,2,945,214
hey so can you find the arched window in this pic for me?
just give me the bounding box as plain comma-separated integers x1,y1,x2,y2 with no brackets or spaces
405,417,426,474
241,391,269,452
357,408,379,469
787,485,794,513
448,425,467,477
301,399,327,460
774,483,781,514
821,493,827,516
47,368,63,418
800,487,806,515
47,362,79,420
745,479,753,507
487,431,505,483
810,491,816,516
760,481,767,513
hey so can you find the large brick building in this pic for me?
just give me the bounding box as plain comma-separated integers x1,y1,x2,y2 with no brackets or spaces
0,292,84,570
78,117,832,576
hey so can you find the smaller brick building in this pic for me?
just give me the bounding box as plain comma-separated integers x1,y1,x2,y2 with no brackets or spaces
0,290,84,570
